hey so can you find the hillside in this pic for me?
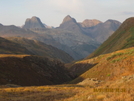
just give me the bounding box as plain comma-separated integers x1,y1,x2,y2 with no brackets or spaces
6,37,74,63
69,47,134,83
0,55,72,86
87,17,134,59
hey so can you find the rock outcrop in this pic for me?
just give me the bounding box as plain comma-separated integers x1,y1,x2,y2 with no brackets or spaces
23,16,45,29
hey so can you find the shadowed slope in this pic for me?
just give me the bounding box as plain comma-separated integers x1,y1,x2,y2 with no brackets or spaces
0,55,72,86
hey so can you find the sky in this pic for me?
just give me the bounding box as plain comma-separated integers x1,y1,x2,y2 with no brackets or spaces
0,0,134,27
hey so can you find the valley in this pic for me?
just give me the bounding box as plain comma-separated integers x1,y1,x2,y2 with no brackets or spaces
0,16,134,101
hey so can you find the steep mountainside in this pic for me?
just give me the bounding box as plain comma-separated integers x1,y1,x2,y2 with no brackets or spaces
79,19,102,28
87,17,134,59
0,37,33,54
31,28,100,60
0,55,72,86
6,37,74,63
23,16,45,29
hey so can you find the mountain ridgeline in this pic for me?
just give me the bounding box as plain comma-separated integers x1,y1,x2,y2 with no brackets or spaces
6,37,74,63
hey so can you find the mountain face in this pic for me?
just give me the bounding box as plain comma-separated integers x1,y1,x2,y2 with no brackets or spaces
79,19,102,28
0,55,72,86
27,15,100,60
58,15,86,35
6,37,74,63
23,16,45,29
55,15,99,59
87,17,134,59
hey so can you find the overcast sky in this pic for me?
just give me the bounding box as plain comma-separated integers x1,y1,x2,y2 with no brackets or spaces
0,0,134,27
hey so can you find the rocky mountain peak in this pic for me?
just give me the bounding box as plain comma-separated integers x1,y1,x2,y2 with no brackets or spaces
61,15,77,24
104,19,121,31
105,19,121,25
80,19,102,27
23,16,45,29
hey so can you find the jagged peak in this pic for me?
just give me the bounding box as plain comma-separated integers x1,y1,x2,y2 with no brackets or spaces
23,16,45,29
81,19,102,27
62,15,77,24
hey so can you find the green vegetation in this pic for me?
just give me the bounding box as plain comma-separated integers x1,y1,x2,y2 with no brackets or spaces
125,49,134,55
110,57,126,63
123,27,134,48
106,53,124,60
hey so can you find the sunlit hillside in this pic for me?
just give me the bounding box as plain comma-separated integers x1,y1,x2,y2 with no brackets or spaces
70,47,134,83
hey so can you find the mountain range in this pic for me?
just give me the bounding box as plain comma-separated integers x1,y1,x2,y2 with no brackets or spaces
21,15,121,60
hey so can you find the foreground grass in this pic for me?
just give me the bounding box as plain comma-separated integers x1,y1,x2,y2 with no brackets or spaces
0,84,85,101
0,82,134,101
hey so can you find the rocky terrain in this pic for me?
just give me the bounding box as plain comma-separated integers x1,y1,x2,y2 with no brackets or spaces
23,16,45,29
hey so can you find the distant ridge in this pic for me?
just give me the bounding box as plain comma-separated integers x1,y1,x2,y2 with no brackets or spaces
79,19,102,28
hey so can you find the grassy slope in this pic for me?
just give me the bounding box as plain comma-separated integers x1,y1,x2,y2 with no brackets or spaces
0,76,134,101
6,37,74,63
87,17,134,59
70,47,134,83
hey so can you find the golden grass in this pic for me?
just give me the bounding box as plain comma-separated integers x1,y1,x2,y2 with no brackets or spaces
70,47,134,84
0,54,30,58
0,80,134,101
